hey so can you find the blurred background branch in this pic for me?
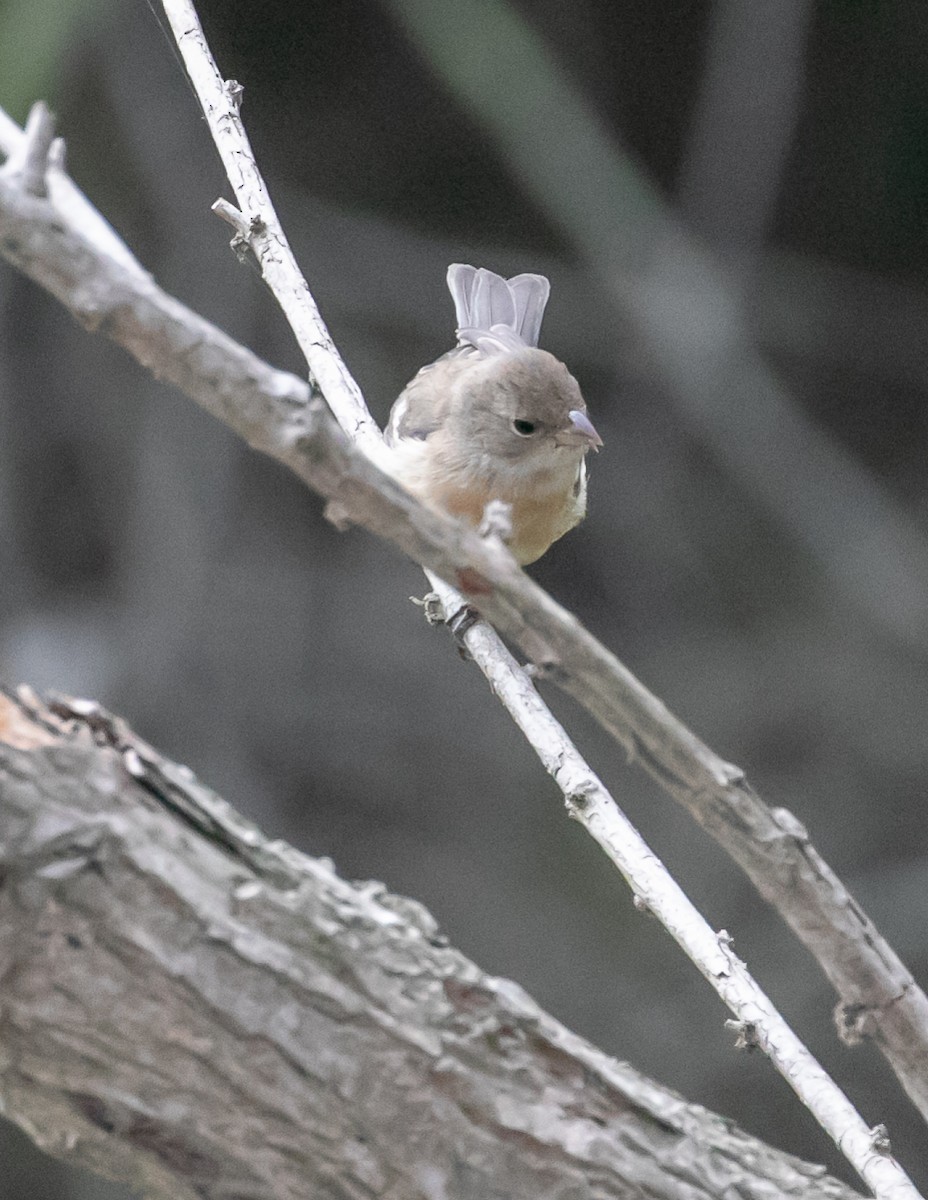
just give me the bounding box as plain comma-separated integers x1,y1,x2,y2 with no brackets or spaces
679,0,813,280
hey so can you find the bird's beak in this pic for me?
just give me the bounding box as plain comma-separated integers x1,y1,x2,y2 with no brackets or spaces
556,409,603,451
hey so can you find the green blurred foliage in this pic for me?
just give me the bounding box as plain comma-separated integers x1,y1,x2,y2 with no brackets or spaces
0,0,110,121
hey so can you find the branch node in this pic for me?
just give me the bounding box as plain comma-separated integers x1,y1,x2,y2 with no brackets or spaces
1,101,56,198
123,746,146,779
565,784,595,813
230,233,251,263
212,196,251,235
715,760,747,789
725,1019,760,1051
771,805,810,843
446,603,481,658
211,198,258,266
523,659,562,682
632,893,656,917
869,1123,892,1155
323,498,352,531
223,78,244,112
834,1000,877,1046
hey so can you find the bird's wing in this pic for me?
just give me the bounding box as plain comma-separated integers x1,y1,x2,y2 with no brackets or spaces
384,350,469,446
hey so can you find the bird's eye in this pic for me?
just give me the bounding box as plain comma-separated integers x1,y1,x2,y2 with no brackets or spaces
512,419,537,436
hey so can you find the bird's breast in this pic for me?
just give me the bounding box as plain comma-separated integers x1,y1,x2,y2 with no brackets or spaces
390,433,586,564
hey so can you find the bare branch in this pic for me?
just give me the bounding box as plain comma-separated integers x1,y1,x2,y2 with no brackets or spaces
165,9,381,453
0,93,923,1193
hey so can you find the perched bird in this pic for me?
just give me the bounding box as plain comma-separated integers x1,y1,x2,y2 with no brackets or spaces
383,264,601,565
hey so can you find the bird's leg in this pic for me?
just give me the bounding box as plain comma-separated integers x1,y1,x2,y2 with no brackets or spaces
410,500,510,658
410,591,480,658
409,591,446,626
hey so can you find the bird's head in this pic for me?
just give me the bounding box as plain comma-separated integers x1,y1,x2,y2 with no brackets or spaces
451,348,602,466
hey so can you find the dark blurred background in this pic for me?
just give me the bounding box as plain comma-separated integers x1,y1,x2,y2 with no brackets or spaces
2,0,928,1194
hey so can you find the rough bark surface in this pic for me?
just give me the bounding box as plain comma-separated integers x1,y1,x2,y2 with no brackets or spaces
0,690,858,1200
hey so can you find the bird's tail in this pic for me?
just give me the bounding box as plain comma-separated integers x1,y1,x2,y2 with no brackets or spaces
447,264,551,351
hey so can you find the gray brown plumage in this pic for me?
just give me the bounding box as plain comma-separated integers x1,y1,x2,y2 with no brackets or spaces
383,265,601,565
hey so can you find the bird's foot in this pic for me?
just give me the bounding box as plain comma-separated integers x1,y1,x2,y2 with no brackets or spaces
411,592,481,659
410,591,446,626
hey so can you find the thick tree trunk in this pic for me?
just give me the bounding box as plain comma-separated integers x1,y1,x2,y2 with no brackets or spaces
0,689,857,1199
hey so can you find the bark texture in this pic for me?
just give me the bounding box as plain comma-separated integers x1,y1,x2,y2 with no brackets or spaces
0,690,859,1200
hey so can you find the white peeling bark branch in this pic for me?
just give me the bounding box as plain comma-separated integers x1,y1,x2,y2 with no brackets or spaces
169,34,380,453
0,689,866,1200
0,101,921,1195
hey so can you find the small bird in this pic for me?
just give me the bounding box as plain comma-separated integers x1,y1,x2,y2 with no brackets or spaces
384,264,601,565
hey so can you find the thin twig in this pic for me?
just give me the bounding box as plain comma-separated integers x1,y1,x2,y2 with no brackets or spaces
141,8,920,1192
0,108,146,275
12,101,55,197
163,15,381,454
